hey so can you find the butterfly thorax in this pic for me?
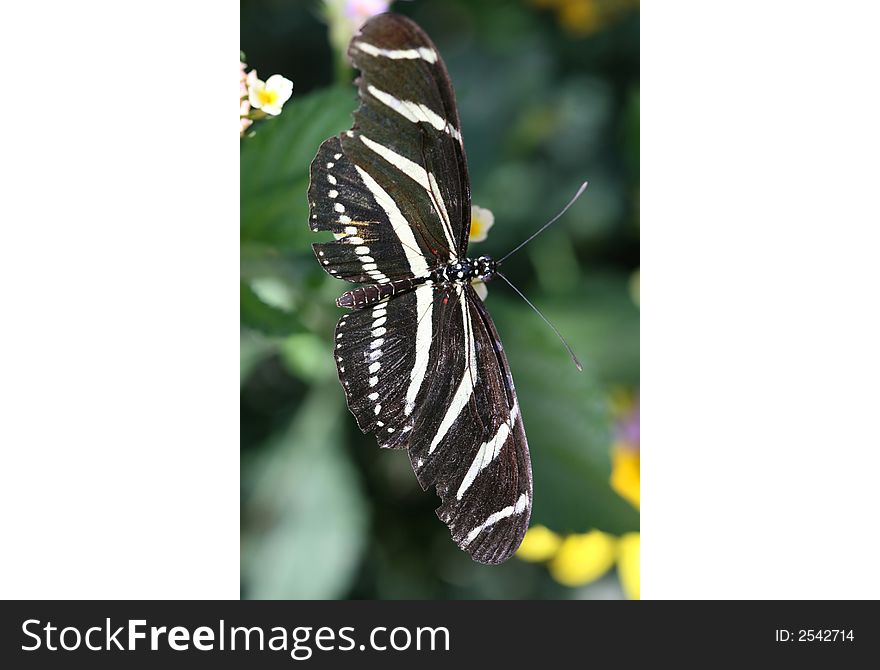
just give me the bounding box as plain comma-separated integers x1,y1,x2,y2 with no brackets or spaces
431,255,496,284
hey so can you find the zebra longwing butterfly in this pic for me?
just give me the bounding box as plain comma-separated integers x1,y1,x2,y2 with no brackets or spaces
308,13,540,565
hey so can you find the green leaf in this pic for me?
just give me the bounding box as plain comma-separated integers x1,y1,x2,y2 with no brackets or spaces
240,86,357,251
241,382,368,599
240,329,274,386
279,332,337,383
487,295,639,535
240,280,302,337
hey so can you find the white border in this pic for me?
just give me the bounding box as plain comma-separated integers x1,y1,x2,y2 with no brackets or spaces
0,1,239,598
642,2,880,598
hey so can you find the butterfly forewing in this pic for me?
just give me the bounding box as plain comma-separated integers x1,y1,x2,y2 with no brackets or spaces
308,13,533,564
310,136,423,283
343,13,471,261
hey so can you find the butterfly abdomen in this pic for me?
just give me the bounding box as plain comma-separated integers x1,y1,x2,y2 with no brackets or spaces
336,276,429,309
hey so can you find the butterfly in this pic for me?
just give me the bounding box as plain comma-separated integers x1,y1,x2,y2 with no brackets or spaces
308,13,534,565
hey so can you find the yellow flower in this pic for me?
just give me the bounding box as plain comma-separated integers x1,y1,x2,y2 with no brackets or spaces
617,532,640,600
548,530,617,587
529,0,639,36
517,527,641,599
517,525,563,562
248,74,293,116
515,388,640,598
609,388,639,509
610,445,639,509
559,0,601,34
468,205,495,243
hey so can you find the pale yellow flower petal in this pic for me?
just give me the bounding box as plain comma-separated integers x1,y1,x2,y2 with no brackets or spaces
516,525,562,562
248,78,266,109
472,280,489,301
469,205,495,243
617,532,640,600
548,530,617,587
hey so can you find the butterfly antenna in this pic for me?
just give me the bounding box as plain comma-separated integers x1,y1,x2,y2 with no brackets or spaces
495,272,583,372
498,181,588,264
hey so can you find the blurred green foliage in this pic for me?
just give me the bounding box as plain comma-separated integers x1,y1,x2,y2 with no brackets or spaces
241,0,638,599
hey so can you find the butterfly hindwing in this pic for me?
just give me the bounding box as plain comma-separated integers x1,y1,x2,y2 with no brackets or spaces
405,284,532,564
333,285,418,445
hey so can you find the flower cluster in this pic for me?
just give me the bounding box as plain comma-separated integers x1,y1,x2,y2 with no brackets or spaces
240,56,293,138
519,526,639,598
240,60,255,136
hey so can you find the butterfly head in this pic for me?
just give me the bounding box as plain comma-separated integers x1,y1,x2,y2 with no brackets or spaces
474,255,497,282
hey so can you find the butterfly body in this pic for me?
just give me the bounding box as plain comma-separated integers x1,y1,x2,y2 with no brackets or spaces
309,13,533,564
335,255,496,309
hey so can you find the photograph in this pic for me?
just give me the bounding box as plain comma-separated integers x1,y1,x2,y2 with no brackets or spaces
240,0,640,600
8,1,876,664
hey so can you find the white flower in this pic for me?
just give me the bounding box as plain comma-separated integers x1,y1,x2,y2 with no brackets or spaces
248,74,293,116
472,280,489,301
469,205,495,243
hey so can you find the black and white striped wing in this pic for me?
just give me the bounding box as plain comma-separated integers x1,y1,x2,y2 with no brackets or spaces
331,282,435,447
310,135,432,284
409,284,532,565
343,13,471,261
310,13,469,280
333,281,532,564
